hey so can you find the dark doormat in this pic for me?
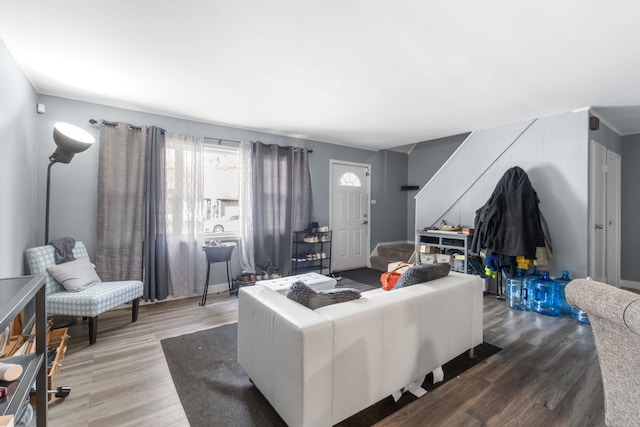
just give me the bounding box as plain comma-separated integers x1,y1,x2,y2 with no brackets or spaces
161,323,500,427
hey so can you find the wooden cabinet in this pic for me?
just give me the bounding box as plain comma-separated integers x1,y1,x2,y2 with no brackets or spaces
0,275,47,426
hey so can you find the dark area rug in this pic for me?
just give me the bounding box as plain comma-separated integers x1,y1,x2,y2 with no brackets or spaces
334,267,384,292
161,323,500,427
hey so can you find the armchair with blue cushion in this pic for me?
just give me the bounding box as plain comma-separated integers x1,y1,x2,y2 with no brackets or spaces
24,241,143,345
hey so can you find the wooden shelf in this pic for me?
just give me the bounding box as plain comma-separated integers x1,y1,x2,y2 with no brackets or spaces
0,276,47,426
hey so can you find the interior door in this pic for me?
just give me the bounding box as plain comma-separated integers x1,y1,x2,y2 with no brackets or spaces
589,141,606,282
606,149,621,286
330,161,370,272
589,140,621,285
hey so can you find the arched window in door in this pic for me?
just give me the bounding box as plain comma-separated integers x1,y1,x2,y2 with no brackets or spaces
338,172,362,187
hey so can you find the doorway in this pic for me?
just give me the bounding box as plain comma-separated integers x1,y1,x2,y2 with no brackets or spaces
330,161,371,272
589,140,621,285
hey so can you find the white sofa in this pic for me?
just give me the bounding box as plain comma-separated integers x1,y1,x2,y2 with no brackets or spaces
237,272,483,427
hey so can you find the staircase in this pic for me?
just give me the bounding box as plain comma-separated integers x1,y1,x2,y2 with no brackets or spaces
414,118,536,229
370,243,415,272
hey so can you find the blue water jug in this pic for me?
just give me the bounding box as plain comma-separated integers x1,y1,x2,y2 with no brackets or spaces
531,271,560,317
506,269,528,311
522,267,542,311
554,270,572,315
569,277,591,324
571,306,590,324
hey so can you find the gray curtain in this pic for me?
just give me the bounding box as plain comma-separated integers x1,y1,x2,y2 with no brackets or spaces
291,148,313,232
252,142,312,276
96,123,146,282
143,126,169,301
96,124,170,301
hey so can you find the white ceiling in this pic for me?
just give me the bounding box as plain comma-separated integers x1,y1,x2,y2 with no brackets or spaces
2,1,640,151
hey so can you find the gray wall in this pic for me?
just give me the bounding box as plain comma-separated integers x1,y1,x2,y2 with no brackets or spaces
406,134,468,238
31,95,409,282
11,33,631,283
621,133,640,281
36,95,409,250
409,114,640,283
410,112,590,278
589,114,622,155
300,144,408,245
0,37,410,281
0,39,38,277
375,150,409,243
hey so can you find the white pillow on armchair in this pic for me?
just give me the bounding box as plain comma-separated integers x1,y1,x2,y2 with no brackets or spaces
46,258,102,292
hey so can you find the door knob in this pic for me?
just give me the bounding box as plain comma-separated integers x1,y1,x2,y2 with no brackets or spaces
595,224,603,230
362,220,368,225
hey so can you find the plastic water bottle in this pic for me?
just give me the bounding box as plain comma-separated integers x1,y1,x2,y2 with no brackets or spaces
554,270,573,316
506,269,528,311
531,271,560,317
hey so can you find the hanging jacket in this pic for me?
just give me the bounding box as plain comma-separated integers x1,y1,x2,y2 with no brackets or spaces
471,166,547,272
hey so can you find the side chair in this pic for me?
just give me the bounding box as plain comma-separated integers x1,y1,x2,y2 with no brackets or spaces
24,242,143,345
566,279,640,427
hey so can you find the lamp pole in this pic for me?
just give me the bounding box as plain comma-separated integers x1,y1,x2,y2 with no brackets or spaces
44,122,95,245
44,160,56,245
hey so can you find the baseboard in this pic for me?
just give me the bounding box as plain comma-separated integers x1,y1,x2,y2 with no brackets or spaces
206,282,231,294
377,240,414,246
619,279,640,290
136,281,231,307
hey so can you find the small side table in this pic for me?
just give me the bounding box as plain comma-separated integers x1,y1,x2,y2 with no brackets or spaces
200,242,236,306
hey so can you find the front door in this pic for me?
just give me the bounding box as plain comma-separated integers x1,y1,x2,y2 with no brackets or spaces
330,161,370,272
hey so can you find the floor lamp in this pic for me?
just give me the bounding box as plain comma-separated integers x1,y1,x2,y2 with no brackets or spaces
45,122,95,244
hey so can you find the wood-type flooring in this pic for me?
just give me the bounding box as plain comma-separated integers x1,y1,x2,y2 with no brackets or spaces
44,291,604,427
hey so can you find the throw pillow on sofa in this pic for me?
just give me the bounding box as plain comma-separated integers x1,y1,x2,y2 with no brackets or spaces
46,257,102,292
392,263,450,290
286,281,361,309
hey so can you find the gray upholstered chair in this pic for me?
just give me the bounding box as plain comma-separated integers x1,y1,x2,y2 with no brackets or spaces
24,242,143,345
565,279,640,427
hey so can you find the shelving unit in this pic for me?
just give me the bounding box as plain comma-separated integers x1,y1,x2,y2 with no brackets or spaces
415,230,474,273
0,275,47,426
291,230,332,275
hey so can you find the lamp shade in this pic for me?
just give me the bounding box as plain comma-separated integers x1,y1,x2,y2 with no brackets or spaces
49,122,95,164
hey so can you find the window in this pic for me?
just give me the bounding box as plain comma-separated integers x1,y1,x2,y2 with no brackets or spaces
338,172,362,187
203,145,240,236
